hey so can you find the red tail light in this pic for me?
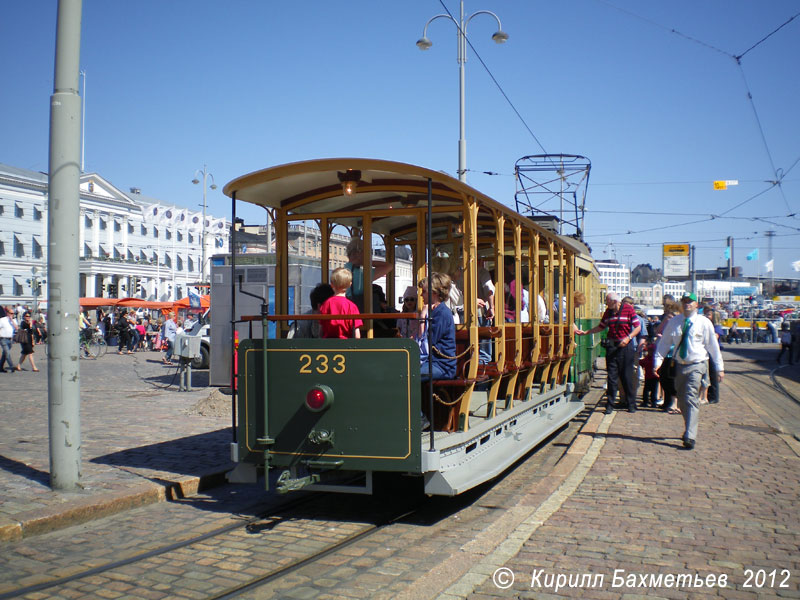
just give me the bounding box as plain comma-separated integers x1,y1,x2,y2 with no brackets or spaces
305,385,333,412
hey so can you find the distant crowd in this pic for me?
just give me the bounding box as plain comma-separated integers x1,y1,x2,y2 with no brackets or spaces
0,302,200,373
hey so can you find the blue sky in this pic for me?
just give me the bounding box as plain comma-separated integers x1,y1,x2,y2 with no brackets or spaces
3,1,798,278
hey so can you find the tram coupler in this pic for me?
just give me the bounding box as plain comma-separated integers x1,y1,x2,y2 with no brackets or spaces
276,469,320,494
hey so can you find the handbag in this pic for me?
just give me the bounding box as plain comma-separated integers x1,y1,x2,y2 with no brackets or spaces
13,328,26,344
659,320,690,379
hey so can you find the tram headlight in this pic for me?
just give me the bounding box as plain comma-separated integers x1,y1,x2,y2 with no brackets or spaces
305,384,334,412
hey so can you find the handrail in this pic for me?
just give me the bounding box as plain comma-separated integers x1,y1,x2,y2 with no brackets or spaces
241,312,418,322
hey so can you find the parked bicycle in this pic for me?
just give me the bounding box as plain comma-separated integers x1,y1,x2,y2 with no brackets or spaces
80,329,107,359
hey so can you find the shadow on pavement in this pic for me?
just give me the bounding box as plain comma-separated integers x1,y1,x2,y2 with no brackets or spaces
91,429,232,478
0,454,50,485
597,432,681,449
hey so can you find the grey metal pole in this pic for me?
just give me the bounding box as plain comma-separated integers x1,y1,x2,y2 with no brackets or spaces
458,0,467,182
202,170,207,282
690,245,696,296
48,0,83,490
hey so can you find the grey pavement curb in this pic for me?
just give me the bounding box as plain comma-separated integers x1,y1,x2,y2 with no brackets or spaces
0,467,231,543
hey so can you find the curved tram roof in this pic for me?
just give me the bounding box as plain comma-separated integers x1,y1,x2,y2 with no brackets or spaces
224,158,580,251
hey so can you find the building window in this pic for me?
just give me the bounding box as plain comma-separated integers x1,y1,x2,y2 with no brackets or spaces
84,244,93,258
113,248,121,260
177,232,183,242
164,254,172,268
99,217,107,230
141,225,147,236
153,227,158,238
34,207,43,221
13,236,24,257
166,230,172,240
0,240,4,255
13,279,23,296
188,257,194,272
32,238,43,259
177,256,183,271
188,233,194,244
15,203,24,218
128,223,134,234
85,215,92,227
114,220,121,232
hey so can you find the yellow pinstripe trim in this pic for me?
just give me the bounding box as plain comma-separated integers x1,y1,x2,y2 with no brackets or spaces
242,347,413,460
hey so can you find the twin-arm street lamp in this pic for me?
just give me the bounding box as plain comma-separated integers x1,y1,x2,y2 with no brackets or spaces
192,165,217,283
416,0,508,183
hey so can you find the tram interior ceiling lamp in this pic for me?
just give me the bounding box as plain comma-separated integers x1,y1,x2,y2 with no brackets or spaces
337,169,361,196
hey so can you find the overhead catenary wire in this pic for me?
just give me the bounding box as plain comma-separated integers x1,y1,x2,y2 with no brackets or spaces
590,0,799,219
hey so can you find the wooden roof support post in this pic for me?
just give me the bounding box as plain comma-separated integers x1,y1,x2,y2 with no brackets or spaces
513,222,522,367
319,217,329,283
466,200,479,381
385,233,395,311
548,240,556,362
276,209,289,337
362,215,374,339
495,212,506,367
532,232,540,365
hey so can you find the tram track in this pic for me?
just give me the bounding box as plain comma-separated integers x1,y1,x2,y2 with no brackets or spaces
722,353,800,444
1,401,595,600
0,494,319,600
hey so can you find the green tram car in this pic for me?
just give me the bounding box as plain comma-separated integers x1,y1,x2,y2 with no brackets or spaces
223,158,600,496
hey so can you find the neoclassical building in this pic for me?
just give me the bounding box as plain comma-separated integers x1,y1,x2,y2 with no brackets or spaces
0,162,229,306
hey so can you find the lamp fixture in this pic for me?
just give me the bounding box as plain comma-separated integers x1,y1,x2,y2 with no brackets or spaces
337,169,362,196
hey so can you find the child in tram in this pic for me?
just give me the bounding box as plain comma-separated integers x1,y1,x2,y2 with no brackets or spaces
319,268,362,339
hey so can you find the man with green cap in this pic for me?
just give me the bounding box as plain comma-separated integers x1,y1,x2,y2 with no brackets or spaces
653,292,724,450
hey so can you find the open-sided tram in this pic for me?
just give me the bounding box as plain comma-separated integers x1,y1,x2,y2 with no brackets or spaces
222,158,601,496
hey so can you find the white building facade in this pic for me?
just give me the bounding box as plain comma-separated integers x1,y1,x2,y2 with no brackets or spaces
596,260,631,299
694,279,762,304
0,163,229,306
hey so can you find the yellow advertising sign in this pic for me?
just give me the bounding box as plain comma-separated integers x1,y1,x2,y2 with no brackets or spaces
663,243,690,256
713,180,738,190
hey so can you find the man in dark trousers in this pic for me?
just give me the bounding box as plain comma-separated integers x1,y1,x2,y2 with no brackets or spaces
577,292,641,414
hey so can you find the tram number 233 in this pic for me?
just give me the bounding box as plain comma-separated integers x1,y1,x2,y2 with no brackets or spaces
299,353,346,375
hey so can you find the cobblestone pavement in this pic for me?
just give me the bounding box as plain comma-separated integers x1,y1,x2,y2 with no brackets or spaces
452,345,800,599
1,345,798,600
0,349,233,541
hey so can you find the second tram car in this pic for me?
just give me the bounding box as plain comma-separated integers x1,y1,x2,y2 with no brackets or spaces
223,158,600,496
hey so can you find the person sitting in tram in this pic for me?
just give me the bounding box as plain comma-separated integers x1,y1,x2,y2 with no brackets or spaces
319,268,362,339
418,273,456,381
344,236,393,310
291,282,334,339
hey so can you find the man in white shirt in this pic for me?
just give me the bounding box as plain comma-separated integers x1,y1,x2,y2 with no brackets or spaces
0,307,20,372
654,292,724,450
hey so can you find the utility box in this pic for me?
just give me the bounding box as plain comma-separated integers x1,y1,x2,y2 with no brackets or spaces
174,333,202,359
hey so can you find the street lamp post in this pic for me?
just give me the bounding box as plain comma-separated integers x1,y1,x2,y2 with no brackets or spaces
417,0,508,183
192,165,217,283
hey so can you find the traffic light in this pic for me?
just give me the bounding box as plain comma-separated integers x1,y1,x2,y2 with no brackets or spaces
108,283,118,297
135,279,143,295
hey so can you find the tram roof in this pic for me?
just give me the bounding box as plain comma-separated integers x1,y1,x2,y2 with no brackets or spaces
223,158,561,243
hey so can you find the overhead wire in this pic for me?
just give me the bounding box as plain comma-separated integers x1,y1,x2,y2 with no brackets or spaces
590,0,799,220
435,0,799,258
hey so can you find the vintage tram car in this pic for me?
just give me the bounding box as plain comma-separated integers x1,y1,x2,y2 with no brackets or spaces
223,158,601,496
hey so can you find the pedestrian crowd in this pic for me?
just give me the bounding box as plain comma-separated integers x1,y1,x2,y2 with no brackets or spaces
576,292,733,450
0,302,200,373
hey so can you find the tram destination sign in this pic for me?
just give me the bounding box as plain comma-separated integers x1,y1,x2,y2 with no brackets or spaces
663,243,690,278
